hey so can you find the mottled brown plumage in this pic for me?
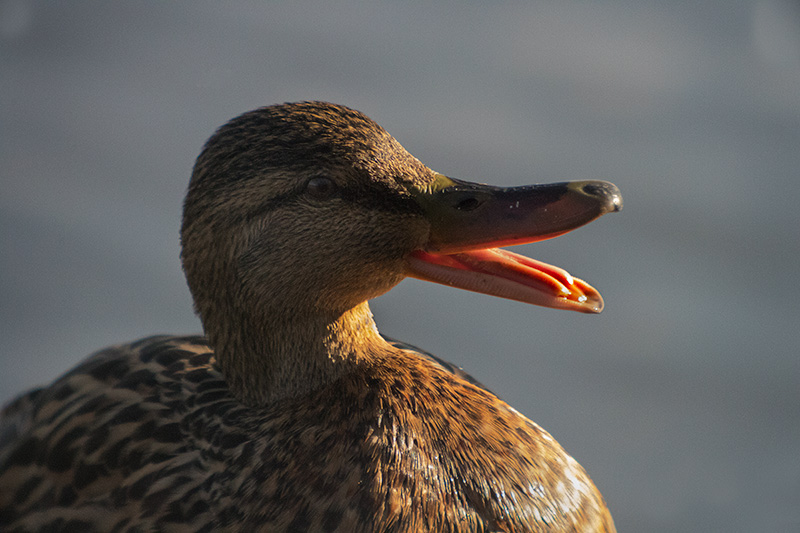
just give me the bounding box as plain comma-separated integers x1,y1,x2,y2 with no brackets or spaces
0,102,618,531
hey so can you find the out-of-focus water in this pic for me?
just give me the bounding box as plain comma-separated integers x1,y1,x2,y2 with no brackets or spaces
2,1,799,530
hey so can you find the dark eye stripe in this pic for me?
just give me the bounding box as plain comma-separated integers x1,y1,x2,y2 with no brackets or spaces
237,188,306,223
337,184,422,215
237,182,422,226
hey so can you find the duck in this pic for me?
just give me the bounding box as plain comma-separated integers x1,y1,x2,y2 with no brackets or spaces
0,101,622,532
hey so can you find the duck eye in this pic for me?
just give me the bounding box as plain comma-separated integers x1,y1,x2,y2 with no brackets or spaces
305,177,337,200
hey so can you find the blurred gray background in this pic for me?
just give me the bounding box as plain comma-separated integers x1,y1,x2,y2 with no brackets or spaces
2,1,799,531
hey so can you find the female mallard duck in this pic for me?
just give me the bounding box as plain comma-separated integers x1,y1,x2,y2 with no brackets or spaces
0,102,621,532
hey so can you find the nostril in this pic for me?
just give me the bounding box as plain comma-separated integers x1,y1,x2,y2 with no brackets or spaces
454,197,482,211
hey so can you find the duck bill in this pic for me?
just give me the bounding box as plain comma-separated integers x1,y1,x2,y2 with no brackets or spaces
406,175,622,313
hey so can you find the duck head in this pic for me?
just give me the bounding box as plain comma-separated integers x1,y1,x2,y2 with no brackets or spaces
181,101,621,404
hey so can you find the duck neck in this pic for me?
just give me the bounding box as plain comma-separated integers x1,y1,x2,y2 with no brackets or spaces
212,301,385,406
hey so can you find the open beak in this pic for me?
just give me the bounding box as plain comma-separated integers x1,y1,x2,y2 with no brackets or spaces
406,174,622,313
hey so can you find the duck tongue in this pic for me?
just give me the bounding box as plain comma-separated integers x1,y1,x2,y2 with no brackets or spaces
407,248,603,313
